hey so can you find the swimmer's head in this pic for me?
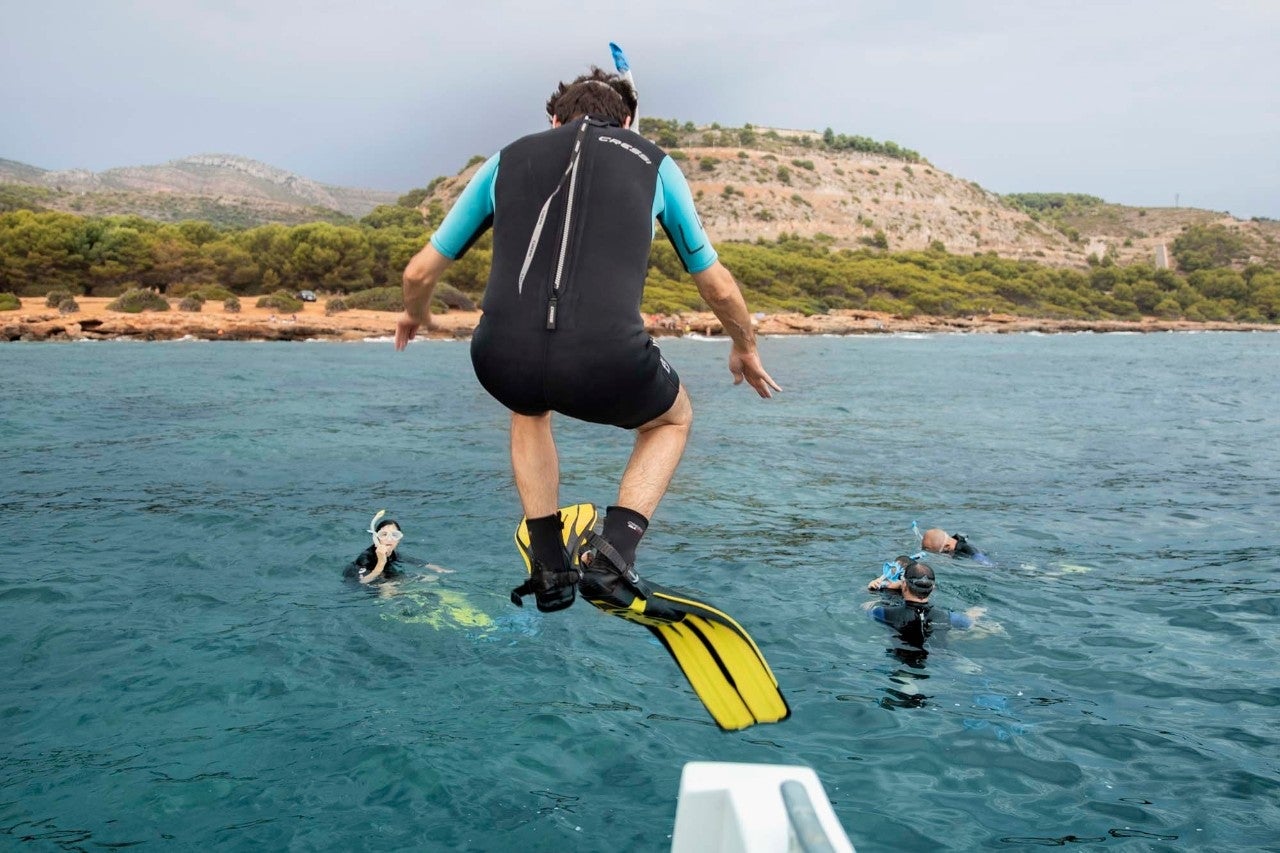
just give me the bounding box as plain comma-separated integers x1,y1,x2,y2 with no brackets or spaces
546,67,636,126
921,528,954,554
367,510,403,548
902,561,936,596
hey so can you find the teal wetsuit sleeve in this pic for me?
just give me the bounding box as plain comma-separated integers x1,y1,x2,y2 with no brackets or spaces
655,156,718,274
429,153,499,260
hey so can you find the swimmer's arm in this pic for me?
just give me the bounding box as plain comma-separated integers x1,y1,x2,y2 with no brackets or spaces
692,262,754,351
359,544,394,584
691,263,782,398
396,246,452,348
862,602,888,624
868,576,904,593
951,607,986,628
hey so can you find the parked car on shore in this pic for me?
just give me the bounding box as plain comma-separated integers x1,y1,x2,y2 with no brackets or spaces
297,290,317,302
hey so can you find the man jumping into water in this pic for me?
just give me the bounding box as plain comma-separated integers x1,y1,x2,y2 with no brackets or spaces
395,67,779,611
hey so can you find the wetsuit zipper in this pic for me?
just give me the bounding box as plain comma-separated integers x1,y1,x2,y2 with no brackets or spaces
547,122,588,330
515,119,590,332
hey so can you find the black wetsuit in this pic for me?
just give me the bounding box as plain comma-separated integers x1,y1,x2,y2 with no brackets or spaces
430,116,717,429
344,547,404,584
869,601,973,646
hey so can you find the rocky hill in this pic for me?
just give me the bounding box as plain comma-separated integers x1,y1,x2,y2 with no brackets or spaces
0,155,397,226
4,129,1276,271
417,123,1279,271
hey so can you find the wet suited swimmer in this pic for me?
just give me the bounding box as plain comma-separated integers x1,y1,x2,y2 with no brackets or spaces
394,66,780,612
345,512,406,586
866,560,986,646
921,527,993,566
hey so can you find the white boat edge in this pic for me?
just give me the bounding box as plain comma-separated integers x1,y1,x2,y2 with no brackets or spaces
671,761,855,853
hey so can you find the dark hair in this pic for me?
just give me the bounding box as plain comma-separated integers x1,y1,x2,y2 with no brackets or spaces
375,517,399,532
545,66,636,125
903,561,936,595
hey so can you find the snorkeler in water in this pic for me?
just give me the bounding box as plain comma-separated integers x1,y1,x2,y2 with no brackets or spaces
345,510,407,585
865,560,986,646
915,521,993,566
344,510,454,590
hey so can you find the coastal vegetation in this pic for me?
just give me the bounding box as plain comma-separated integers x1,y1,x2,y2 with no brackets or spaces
1,205,1275,324
106,288,169,313
638,118,922,163
3,115,1279,333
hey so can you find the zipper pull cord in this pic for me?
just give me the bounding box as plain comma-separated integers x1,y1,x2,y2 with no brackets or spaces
517,120,590,296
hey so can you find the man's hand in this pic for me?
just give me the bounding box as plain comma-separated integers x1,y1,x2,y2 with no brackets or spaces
729,347,782,398
395,312,427,350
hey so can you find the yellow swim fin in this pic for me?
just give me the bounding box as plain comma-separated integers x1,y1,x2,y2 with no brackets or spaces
581,563,791,731
515,506,790,731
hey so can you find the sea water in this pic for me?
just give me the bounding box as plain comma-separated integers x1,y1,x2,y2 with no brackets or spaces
1,333,1277,851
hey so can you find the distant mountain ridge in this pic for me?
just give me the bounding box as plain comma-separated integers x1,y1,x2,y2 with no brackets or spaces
0,154,396,225
3,129,1276,270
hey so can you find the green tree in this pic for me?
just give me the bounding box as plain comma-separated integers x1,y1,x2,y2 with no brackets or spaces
1172,224,1247,272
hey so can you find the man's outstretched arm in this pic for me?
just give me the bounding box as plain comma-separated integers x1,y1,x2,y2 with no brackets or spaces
395,245,453,350
691,261,782,398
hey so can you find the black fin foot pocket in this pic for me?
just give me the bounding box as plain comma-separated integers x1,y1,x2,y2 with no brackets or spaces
578,531,654,608
509,562,581,612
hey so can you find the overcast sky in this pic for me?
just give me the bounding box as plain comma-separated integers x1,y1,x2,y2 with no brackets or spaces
3,0,1277,217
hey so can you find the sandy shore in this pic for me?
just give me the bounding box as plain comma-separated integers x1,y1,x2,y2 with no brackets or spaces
2,297,1275,342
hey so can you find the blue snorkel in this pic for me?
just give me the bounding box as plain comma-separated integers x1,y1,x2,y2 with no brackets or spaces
609,42,640,134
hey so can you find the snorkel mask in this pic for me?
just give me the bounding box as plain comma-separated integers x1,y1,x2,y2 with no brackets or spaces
880,553,927,583
367,510,403,547
905,572,936,595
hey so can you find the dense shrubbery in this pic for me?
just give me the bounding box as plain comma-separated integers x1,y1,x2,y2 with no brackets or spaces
1,205,1274,324
108,289,169,313
325,297,348,314
1003,193,1106,214
343,286,401,311
0,206,427,298
58,297,79,314
45,290,70,308
224,296,241,313
0,292,20,310
435,283,476,311
256,290,303,312
178,296,203,312
637,235,1280,322
1172,224,1248,272
820,128,921,162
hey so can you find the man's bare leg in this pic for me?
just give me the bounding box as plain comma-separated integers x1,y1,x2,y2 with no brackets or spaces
510,411,579,611
617,385,693,519
510,411,559,518
587,387,693,575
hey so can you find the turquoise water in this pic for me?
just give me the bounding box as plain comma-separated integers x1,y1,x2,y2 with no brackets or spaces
2,333,1278,851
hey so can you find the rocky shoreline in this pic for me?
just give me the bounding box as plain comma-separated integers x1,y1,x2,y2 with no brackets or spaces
2,299,1275,342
